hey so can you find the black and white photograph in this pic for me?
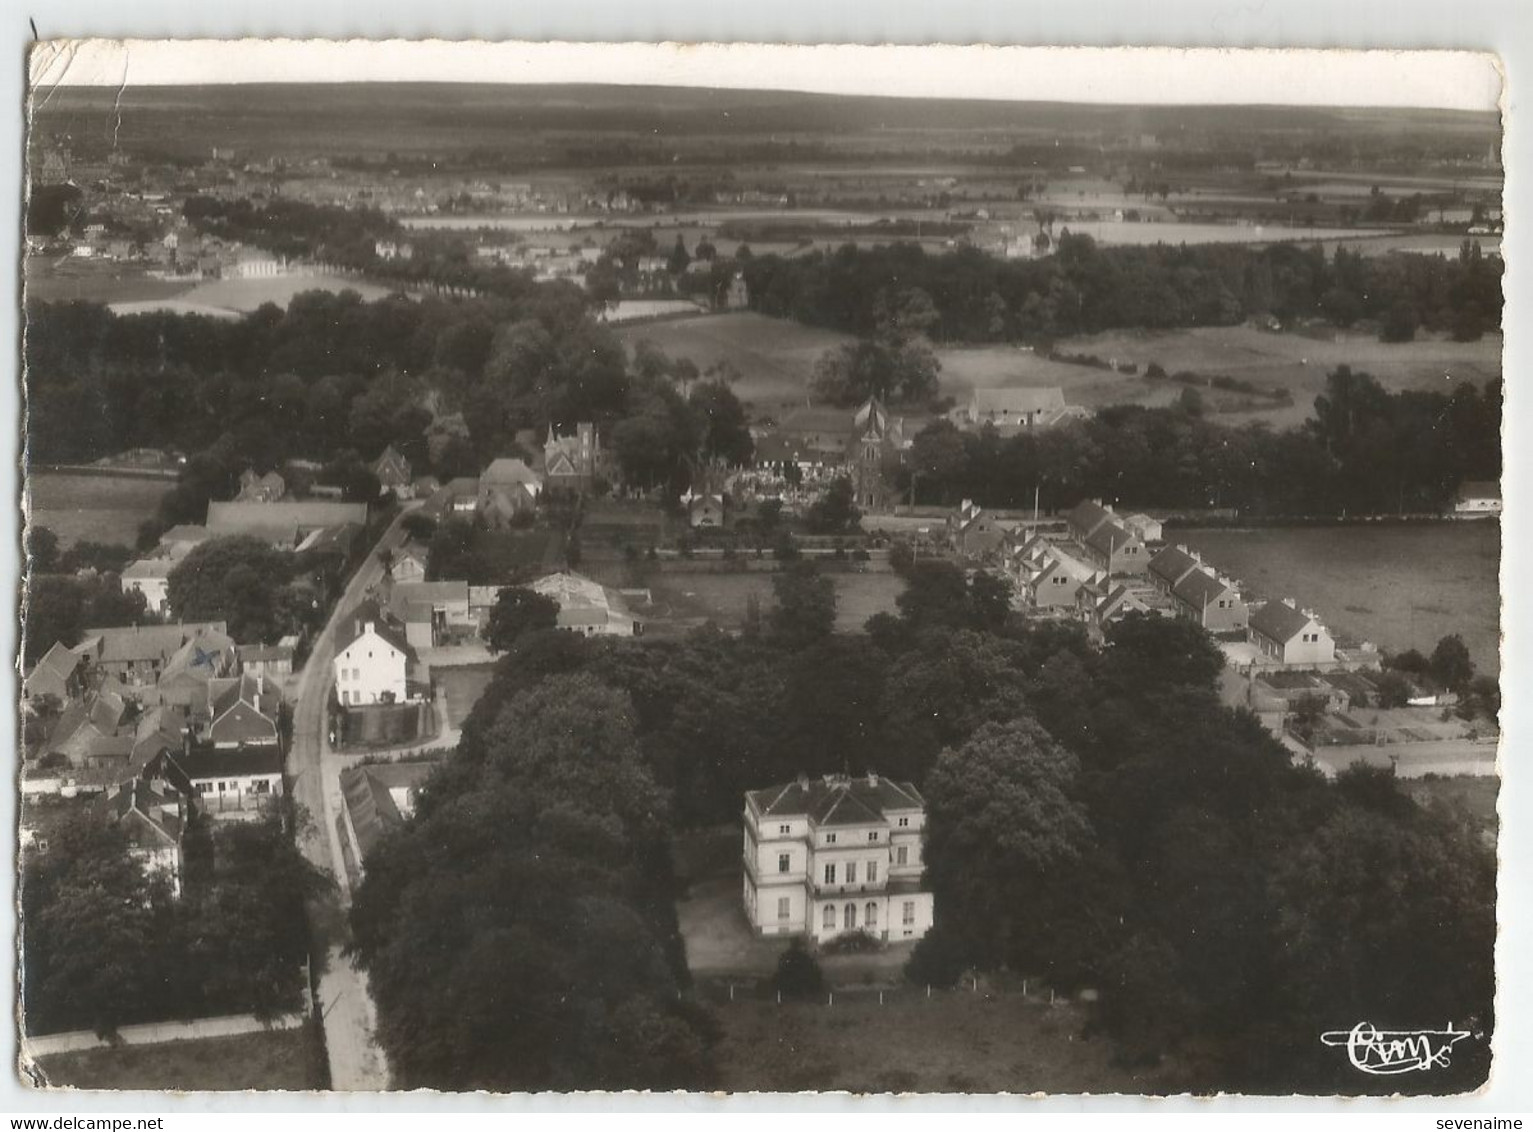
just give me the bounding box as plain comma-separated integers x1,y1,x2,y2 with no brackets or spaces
13,37,1513,1104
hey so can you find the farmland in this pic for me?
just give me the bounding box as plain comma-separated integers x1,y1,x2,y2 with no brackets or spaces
27,471,171,548
618,311,1499,428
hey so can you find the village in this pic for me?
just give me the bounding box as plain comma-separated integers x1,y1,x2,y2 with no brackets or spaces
17,67,1505,1099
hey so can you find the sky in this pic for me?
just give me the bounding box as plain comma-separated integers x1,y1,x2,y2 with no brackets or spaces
26,41,1504,112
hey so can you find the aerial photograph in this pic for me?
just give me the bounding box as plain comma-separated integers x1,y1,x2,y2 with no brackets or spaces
17,42,1503,1098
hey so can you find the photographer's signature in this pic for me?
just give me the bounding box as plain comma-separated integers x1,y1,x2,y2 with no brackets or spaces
1321,1022,1474,1075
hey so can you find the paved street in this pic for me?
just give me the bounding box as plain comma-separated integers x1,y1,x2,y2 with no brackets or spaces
287,502,419,1091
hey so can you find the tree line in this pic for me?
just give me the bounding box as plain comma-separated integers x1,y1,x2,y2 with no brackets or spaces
906,367,1500,517
25,293,753,536
741,236,1503,344
349,557,1492,1092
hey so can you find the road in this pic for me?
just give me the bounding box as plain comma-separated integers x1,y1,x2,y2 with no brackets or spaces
287,503,417,1091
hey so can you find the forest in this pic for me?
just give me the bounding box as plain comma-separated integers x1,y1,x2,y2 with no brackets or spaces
741,236,1503,345
349,560,1494,1093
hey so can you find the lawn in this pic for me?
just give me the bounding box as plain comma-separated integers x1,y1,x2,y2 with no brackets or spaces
1057,325,1503,429
710,992,1172,1094
646,570,906,633
32,1025,326,1091
437,664,495,728
616,311,852,413
27,471,172,548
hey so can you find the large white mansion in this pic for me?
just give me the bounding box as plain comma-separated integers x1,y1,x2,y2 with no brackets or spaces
742,773,935,944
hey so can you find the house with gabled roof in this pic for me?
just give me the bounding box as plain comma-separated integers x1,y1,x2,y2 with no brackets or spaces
1023,543,1100,610
333,600,417,706
151,628,237,710
742,772,934,944
236,468,288,503
947,499,1007,558
203,673,282,749
338,760,441,881
1248,599,1336,666
79,621,230,691
110,779,188,896
1170,567,1248,633
1148,545,1203,595
24,641,89,706
372,445,414,499
949,386,1084,433
1067,499,1146,576
532,572,638,637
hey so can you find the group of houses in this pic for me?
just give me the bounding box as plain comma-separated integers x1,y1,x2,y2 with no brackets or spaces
21,621,293,896
990,498,1340,669
332,569,640,711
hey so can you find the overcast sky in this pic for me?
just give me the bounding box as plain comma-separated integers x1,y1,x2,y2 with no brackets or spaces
27,41,1503,111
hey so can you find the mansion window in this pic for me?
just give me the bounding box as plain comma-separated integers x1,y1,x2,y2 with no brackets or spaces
867,831,880,842
867,861,878,883
779,824,791,835
824,864,837,884
846,862,857,884
822,905,836,930
903,901,916,926
778,853,791,874
897,817,910,828
825,833,837,845
866,903,878,928
777,897,791,921
896,846,909,866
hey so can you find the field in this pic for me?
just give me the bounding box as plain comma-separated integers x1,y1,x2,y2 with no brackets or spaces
710,993,1172,1094
617,312,1499,428
27,471,172,548
32,1026,325,1091
1174,522,1501,673
26,254,395,314
617,312,854,414
648,570,906,633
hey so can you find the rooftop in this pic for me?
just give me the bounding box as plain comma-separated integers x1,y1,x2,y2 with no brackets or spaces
748,773,925,827
1249,599,1323,644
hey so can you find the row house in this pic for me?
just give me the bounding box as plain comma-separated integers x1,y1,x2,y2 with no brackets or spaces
948,500,1008,559
1066,499,1148,577
742,773,935,945
76,621,231,692
1148,545,1248,632
390,580,474,649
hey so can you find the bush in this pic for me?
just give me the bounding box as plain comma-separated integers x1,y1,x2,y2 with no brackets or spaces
772,939,825,1000
905,926,966,989
821,929,881,956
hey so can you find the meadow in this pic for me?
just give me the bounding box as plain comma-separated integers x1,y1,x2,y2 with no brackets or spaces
28,471,172,548
1174,521,1501,673
619,311,1499,428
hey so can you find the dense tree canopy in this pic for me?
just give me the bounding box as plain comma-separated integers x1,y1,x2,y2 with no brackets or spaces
350,674,712,1090
166,536,300,643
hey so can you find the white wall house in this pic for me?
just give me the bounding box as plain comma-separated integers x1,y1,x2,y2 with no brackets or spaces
332,601,415,706
1248,599,1337,666
122,557,175,616
742,773,935,945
